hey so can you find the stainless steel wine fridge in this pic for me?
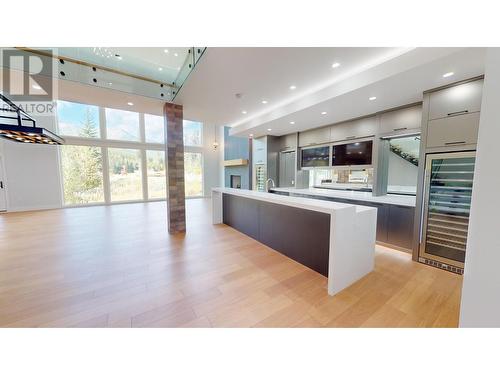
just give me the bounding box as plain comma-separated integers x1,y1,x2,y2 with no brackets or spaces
419,151,476,273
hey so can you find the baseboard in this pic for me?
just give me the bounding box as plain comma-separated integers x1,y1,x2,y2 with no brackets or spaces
4,204,62,213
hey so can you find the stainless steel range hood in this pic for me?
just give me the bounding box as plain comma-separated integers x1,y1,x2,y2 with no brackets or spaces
0,93,64,145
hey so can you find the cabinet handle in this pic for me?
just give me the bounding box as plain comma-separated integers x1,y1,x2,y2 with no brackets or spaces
307,142,317,146
345,136,356,140
447,110,469,117
0,181,3,189
444,141,466,145
393,127,408,131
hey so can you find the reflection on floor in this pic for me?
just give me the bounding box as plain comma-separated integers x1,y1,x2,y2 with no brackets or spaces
0,198,462,327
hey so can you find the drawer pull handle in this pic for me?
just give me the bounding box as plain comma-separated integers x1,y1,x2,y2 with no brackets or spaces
445,141,466,145
345,136,356,140
393,127,408,131
447,110,469,117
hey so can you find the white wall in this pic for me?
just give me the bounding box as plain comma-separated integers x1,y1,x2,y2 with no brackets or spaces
201,122,222,197
0,105,63,212
459,48,500,327
387,152,418,187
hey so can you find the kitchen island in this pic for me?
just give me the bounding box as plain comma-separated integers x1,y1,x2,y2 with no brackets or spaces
270,187,416,251
212,187,377,296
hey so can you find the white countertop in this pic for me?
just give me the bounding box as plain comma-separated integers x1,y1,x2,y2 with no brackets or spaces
270,187,416,207
212,187,375,215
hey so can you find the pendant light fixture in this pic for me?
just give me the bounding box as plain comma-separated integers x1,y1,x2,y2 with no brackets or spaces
0,93,64,145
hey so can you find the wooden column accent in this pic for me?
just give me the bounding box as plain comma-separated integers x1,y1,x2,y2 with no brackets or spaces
164,102,186,234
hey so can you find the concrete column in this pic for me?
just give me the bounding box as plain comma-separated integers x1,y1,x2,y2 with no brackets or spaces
459,48,500,327
164,102,186,234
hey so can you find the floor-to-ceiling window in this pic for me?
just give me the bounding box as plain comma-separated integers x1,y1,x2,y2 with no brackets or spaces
183,120,204,197
60,145,105,205
57,100,205,206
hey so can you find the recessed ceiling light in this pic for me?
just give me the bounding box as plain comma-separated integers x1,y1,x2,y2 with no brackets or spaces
261,100,268,104
289,85,296,90
164,49,169,53
331,62,341,68
158,67,163,71
108,82,113,85
369,96,377,101
289,121,295,125
267,128,272,131
127,102,134,106
443,71,454,78
32,84,41,90
321,111,327,115
242,110,247,114
174,53,178,57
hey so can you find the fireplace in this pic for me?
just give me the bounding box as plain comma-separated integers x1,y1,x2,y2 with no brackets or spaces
230,175,242,189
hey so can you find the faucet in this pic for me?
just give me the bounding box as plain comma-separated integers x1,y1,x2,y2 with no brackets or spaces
265,178,276,192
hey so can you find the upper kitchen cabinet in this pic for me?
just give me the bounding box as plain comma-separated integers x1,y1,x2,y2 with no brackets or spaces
379,105,422,135
426,112,480,148
428,79,483,120
330,116,378,142
298,126,331,147
424,78,483,150
280,133,297,151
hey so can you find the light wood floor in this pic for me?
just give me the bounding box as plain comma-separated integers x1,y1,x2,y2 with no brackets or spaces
0,199,463,328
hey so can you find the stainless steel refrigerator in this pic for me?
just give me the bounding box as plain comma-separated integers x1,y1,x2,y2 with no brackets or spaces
419,151,476,273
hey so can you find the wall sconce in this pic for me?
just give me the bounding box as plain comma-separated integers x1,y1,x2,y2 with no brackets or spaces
212,125,219,151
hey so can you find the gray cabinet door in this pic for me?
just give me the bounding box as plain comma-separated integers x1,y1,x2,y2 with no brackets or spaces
428,79,483,120
330,116,378,142
279,151,295,187
380,105,422,134
357,201,389,243
253,137,266,164
387,205,415,250
298,127,330,147
426,112,480,148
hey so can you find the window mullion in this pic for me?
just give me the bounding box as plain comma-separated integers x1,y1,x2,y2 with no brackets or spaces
102,146,111,204
141,149,148,201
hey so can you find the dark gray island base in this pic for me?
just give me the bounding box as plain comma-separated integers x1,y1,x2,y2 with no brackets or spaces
223,193,330,276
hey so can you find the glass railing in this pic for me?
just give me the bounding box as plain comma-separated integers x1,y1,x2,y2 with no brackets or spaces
0,47,207,102
173,47,206,97
387,135,420,195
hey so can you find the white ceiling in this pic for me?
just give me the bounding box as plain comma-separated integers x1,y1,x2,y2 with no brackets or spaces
175,47,487,137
